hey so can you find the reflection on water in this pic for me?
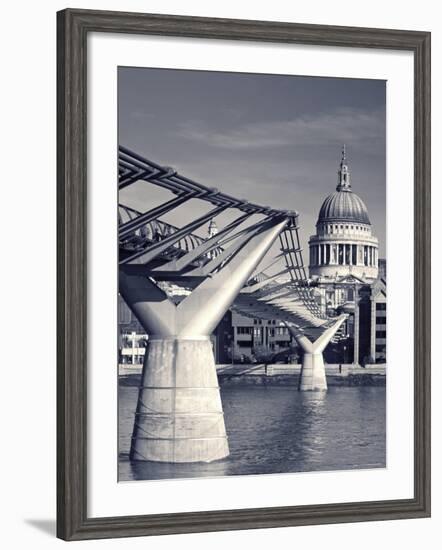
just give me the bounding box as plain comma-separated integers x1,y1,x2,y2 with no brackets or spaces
119,383,386,482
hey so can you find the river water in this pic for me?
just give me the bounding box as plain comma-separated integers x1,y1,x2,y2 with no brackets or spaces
119,383,386,481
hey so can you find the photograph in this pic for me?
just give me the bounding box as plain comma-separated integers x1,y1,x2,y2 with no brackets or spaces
1,1,435,546
117,67,387,482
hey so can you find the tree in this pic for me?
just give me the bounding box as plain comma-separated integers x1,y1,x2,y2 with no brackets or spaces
251,345,276,366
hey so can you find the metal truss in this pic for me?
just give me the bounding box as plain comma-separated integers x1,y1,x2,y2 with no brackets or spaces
118,146,331,338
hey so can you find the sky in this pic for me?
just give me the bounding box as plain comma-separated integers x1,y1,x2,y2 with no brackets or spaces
118,67,386,258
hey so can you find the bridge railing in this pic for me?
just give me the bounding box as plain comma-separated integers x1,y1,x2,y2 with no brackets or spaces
119,204,223,261
118,146,328,326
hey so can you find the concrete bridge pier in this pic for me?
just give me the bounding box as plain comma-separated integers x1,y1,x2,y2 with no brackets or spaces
298,349,328,391
120,217,288,463
289,315,347,391
131,336,228,463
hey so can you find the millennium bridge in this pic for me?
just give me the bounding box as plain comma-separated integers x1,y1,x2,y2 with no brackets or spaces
119,146,347,464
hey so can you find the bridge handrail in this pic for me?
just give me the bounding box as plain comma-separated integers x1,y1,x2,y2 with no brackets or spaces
119,145,298,221
118,146,329,325
119,204,223,262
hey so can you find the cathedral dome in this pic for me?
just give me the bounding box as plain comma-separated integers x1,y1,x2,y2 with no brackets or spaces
318,189,370,225
317,145,370,226
309,146,379,283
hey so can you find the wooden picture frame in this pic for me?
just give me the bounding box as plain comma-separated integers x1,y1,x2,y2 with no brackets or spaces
57,8,431,541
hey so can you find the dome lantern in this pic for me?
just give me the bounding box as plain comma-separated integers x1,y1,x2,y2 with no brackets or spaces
337,144,351,191
317,147,371,226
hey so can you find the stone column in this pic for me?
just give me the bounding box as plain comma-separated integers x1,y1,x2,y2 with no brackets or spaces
370,297,376,361
353,293,360,365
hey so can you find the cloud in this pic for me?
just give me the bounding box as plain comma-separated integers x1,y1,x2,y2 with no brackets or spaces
174,107,385,150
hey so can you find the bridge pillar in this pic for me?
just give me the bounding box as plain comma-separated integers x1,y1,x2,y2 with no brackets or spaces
289,315,347,391
130,336,228,463
120,217,288,463
298,349,328,391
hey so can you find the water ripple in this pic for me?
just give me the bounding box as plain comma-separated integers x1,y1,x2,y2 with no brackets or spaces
119,385,386,481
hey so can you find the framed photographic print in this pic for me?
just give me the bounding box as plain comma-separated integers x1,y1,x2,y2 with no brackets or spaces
57,8,431,541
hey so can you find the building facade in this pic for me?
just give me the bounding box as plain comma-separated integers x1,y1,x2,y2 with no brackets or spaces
354,278,387,364
230,311,294,362
118,295,147,365
309,147,386,365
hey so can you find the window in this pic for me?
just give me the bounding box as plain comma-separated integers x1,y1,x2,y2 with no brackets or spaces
376,330,386,338
376,303,387,311
238,341,251,348
352,244,357,265
376,316,386,325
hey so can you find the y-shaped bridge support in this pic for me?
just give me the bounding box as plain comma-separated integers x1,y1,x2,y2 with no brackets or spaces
120,218,288,463
288,315,347,391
